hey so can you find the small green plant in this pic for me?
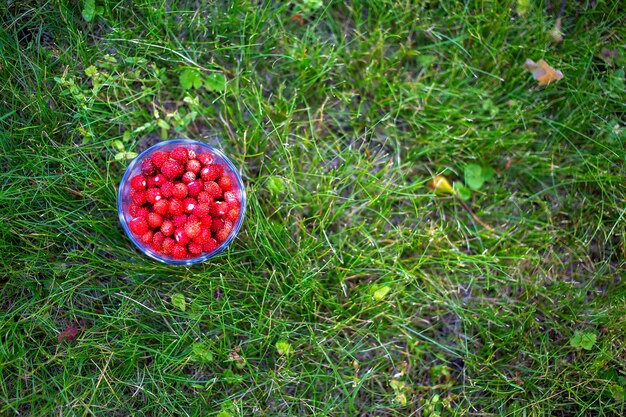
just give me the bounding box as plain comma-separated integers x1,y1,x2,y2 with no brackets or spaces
570,330,597,351
453,163,495,201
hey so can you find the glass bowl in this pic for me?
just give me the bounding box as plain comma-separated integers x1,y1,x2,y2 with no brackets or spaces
118,139,246,265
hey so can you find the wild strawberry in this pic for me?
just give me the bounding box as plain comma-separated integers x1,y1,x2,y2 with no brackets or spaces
129,217,149,235
151,151,169,167
151,231,164,251
153,174,167,187
128,202,142,217
210,201,228,217
222,220,234,233
183,197,197,213
184,221,201,239
187,180,203,197
135,206,149,218
226,207,240,221
140,230,154,244
192,202,210,219
172,183,188,199
203,238,218,253
162,237,175,254
215,228,230,242
173,214,188,228
223,191,238,205
145,188,163,204
160,183,172,198
160,220,175,236
218,176,233,192
130,175,147,190
201,215,212,228
153,199,169,216
182,171,196,184
204,181,222,198
197,191,213,204
131,189,147,205
147,212,163,229
161,159,184,179
188,242,203,255
170,147,189,164
186,159,201,174
188,149,197,160
146,176,157,188
193,227,211,245
174,228,190,245
168,198,184,215
197,153,214,166
140,158,156,175
200,165,220,181
171,244,188,259
210,218,224,233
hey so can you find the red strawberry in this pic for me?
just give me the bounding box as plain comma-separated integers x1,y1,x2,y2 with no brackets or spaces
204,181,222,198
140,158,156,175
128,202,142,217
182,171,196,184
188,149,197,160
183,197,197,213
184,221,201,238
130,175,147,190
200,165,219,181
170,147,189,164
186,159,201,174
197,153,214,166
147,212,163,229
135,206,149,218
131,189,147,205
140,230,154,244
162,237,175,254
222,220,233,233
223,191,238,205
168,198,184,216
210,201,228,217
226,207,240,221
161,159,184,179
173,214,188,228
161,181,174,197
146,176,157,188
188,242,203,255
171,244,188,259
153,199,169,216
210,218,224,233
192,202,210,219
174,228,191,245
153,174,167,187
197,192,213,204
203,238,218,253
160,220,175,236
145,188,163,204
187,180,203,197
193,227,211,245
215,228,230,242
201,215,212,228
151,231,164,251
151,151,169,167
172,183,188,199
129,217,149,235
218,176,233,192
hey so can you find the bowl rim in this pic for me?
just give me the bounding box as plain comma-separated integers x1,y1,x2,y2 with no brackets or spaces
117,138,246,265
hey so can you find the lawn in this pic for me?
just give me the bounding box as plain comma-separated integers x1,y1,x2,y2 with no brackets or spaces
1,1,625,415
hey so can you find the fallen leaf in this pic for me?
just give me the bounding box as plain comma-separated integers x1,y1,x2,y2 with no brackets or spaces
428,175,455,196
548,17,563,43
58,324,81,342
524,59,563,86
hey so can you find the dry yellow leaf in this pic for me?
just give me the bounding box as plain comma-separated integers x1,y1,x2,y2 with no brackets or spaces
523,58,563,85
428,175,455,196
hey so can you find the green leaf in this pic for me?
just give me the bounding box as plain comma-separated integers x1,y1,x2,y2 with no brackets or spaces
454,182,471,201
204,72,227,92
517,0,530,16
179,68,203,90
191,342,213,363
267,176,286,194
464,164,484,190
156,119,170,130
82,0,96,22
111,140,124,152
372,285,391,301
570,330,597,350
171,293,186,312
84,65,98,78
481,166,496,181
276,340,293,356
217,412,233,417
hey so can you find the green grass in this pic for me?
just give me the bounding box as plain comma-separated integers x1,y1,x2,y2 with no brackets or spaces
1,0,625,415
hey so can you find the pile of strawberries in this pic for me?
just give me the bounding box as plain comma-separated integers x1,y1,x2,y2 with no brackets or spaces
125,146,242,260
